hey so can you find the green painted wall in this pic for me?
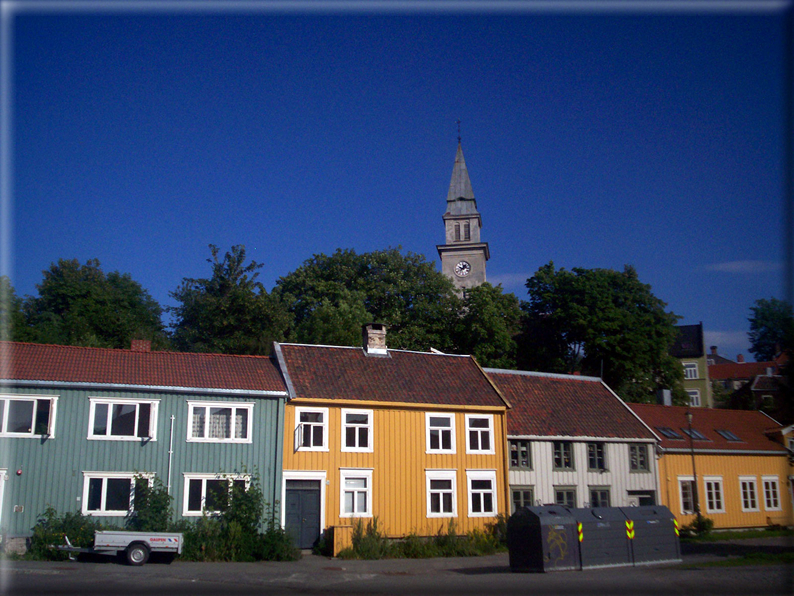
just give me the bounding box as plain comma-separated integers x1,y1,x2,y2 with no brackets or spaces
0,385,285,537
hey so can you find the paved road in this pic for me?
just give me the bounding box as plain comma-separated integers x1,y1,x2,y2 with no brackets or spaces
1,543,792,596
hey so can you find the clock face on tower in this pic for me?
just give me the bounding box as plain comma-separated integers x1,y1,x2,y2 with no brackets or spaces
454,260,472,277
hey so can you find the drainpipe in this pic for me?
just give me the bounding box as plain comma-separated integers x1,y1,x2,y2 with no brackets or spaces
167,415,175,495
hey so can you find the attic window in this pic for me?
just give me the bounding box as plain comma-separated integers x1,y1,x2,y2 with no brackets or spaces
715,429,742,442
682,428,709,441
655,426,683,439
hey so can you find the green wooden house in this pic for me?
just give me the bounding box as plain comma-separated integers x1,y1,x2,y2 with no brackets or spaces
0,341,287,548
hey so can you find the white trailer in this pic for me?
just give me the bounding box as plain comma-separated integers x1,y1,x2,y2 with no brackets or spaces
58,530,183,566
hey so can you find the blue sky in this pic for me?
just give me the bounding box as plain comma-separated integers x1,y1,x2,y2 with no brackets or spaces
5,1,792,361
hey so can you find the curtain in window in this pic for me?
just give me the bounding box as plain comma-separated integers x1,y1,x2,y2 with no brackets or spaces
234,408,247,439
209,408,232,439
192,407,206,438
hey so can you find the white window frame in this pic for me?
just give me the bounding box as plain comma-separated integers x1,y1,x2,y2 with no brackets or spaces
0,394,58,438
739,476,759,512
339,468,373,518
686,390,701,407
294,406,329,452
684,362,698,380
762,475,781,511
341,408,373,453
82,472,152,516
466,469,498,517
704,476,725,514
425,412,456,454
465,414,495,454
88,397,158,441
678,475,695,515
425,469,457,518
187,400,253,444
182,473,250,516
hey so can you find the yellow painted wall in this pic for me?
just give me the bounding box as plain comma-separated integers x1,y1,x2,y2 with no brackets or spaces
657,452,793,528
283,399,510,537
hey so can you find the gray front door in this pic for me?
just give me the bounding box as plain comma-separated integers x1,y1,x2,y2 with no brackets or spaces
285,480,321,549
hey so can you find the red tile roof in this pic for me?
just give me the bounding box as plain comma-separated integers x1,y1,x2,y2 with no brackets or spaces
0,341,287,393
275,344,507,408
628,403,787,453
709,361,776,381
486,370,654,440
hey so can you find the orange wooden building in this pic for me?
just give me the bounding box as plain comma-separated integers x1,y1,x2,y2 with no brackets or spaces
273,325,510,551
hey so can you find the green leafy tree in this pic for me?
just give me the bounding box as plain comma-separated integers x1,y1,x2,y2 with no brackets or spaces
275,248,460,352
0,276,29,342
454,283,523,369
518,262,684,403
21,259,166,349
127,475,172,532
748,298,794,361
169,245,290,355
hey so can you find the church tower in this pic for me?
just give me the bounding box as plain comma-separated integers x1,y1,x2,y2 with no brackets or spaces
436,142,490,293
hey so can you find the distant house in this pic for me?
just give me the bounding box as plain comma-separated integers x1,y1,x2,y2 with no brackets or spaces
485,369,659,512
629,404,793,529
0,341,288,550
273,324,510,552
706,346,734,366
671,323,712,408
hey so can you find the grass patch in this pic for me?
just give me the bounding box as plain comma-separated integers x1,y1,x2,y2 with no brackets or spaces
682,551,794,568
681,528,794,542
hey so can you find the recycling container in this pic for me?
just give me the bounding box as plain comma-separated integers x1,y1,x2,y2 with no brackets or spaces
619,505,681,565
507,506,580,573
568,507,633,569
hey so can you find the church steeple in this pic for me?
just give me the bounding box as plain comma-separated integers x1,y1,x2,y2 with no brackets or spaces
436,141,490,293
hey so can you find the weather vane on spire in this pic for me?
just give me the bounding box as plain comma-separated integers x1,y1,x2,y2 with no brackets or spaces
456,119,462,143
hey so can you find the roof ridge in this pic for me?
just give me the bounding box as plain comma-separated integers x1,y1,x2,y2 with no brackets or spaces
484,367,601,382
0,341,273,361
279,342,472,358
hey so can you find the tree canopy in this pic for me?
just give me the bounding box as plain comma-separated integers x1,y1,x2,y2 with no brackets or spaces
19,259,166,349
169,245,289,355
748,298,793,361
518,262,684,403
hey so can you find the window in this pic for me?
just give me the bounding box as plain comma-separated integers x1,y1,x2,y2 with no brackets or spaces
656,427,683,439
341,409,373,452
426,413,455,454
465,414,494,454
789,438,794,452
704,477,725,513
82,472,150,516
426,470,457,517
678,477,695,514
587,443,606,471
684,363,698,379
454,223,461,241
88,398,157,441
686,390,701,407
188,401,253,443
509,440,532,469
762,476,781,511
682,428,708,441
629,444,649,472
553,441,574,470
294,407,328,451
554,487,576,509
340,469,372,518
463,221,471,241
467,470,497,516
715,429,742,442
739,477,758,512
0,395,56,437
511,486,534,513
183,474,248,516
589,488,610,508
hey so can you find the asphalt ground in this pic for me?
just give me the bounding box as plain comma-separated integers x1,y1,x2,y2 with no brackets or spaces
1,537,792,596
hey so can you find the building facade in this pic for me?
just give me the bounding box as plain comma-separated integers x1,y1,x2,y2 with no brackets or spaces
671,323,713,408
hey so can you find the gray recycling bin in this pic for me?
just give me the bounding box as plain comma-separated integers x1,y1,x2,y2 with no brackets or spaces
507,506,580,573
619,505,681,565
568,507,632,569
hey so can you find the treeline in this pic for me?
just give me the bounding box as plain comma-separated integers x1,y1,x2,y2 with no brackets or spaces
2,245,688,403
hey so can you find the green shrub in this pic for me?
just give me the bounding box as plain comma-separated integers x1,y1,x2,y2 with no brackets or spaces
349,518,394,559
258,519,302,561
126,475,172,532
682,516,715,537
28,506,104,560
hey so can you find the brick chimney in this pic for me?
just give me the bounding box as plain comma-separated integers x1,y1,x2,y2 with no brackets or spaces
131,339,151,352
710,346,718,355
737,354,744,363
362,323,387,356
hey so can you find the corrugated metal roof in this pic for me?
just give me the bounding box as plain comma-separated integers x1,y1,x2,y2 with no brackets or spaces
0,341,286,393
487,369,654,440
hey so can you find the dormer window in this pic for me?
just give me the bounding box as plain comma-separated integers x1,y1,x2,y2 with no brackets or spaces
656,426,683,439
682,428,708,441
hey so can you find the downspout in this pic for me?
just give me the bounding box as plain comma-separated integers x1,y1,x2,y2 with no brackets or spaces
167,414,175,495
272,397,282,525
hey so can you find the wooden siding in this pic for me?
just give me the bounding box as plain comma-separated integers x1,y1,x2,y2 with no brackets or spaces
0,386,285,536
282,400,509,537
657,452,793,528
508,440,658,509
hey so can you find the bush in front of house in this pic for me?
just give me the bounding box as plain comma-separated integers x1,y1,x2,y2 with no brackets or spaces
28,506,105,560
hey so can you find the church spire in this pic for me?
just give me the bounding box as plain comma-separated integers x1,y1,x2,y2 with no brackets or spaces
446,143,476,206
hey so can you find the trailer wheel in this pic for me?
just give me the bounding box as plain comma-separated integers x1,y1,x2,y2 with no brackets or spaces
126,543,150,566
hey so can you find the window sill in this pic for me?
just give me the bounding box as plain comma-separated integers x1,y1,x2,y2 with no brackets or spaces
88,436,156,442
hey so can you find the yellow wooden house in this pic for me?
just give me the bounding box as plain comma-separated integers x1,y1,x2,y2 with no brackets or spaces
273,324,510,552
629,404,793,529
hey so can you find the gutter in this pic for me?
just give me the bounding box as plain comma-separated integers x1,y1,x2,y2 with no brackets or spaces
2,379,287,397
